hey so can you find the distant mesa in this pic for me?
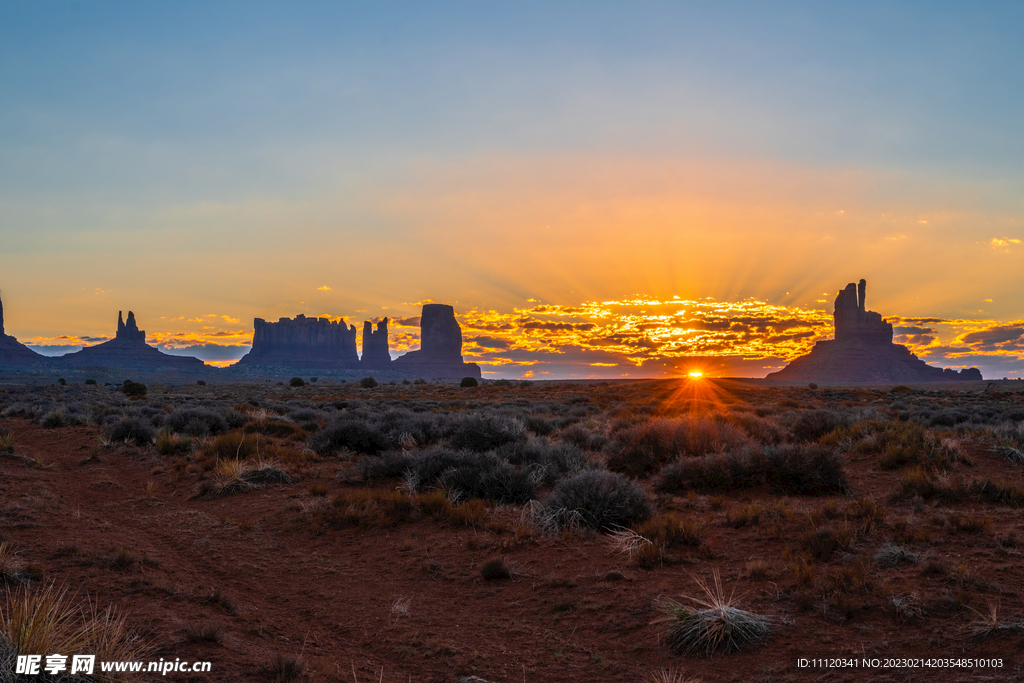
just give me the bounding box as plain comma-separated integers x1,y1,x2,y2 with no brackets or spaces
0,291,47,366
767,279,982,383
393,304,482,379
59,310,206,370
238,314,361,369
238,304,482,379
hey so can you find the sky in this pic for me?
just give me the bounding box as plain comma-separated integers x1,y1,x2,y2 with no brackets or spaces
2,1,1023,378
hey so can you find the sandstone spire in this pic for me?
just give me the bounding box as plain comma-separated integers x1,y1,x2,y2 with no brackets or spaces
361,318,392,369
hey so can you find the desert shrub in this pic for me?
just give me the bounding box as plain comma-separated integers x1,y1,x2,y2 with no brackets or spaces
40,408,71,429
359,377,378,389
308,419,389,456
507,437,588,483
288,408,323,423
359,451,416,482
407,448,532,503
523,415,556,435
0,429,13,453
475,462,535,504
121,380,147,398
449,415,526,452
289,377,305,387
103,417,156,446
728,412,787,446
763,444,850,496
166,408,228,437
543,469,652,531
788,409,849,442
460,377,479,388
480,557,511,581
678,415,749,456
84,379,97,385
657,448,767,494
607,419,679,478
557,423,608,451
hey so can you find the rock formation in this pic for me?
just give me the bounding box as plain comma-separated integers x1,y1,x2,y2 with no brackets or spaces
767,280,982,383
393,304,482,379
117,310,146,343
0,291,47,366
360,319,392,369
237,315,360,368
59,310,206,370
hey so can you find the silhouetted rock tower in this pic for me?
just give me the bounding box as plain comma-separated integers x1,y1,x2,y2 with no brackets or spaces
361,318,392,369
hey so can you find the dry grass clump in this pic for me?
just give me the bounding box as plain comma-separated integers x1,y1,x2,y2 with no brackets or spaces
656,570,773,655
744,559,770,580
801,522,855,561
196,458,292,497
0,429,14,453
184,622,224,645
896,468,1024,506
645,669,702,683
889,593,924,622
968,603,1024,638
0,584,153,682
0,544,26,585
636,515,704,548
873,542,920,567
155,431,192,455
264,653,306,682
309,488,489,531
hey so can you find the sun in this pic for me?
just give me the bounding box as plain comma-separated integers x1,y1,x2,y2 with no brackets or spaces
687,370,704,378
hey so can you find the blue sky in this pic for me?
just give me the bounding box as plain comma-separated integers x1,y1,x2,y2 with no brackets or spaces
2,1,1023,377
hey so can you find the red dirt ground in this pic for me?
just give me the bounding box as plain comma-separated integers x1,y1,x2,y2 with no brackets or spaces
2,384,1024,683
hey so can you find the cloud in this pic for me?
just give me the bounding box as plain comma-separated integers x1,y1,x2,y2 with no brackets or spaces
894,326,936,335
317,286,332,291
158,344,252,361
990,237,1023,251
469,336,511,349
957,325,1024,349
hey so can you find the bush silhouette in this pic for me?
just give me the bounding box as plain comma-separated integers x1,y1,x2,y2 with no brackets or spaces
121,380,147,398
460,377,479,388
544,470,652,531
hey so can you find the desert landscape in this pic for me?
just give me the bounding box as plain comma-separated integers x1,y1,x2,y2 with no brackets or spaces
3,375,1024,682
4,3,1024,681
